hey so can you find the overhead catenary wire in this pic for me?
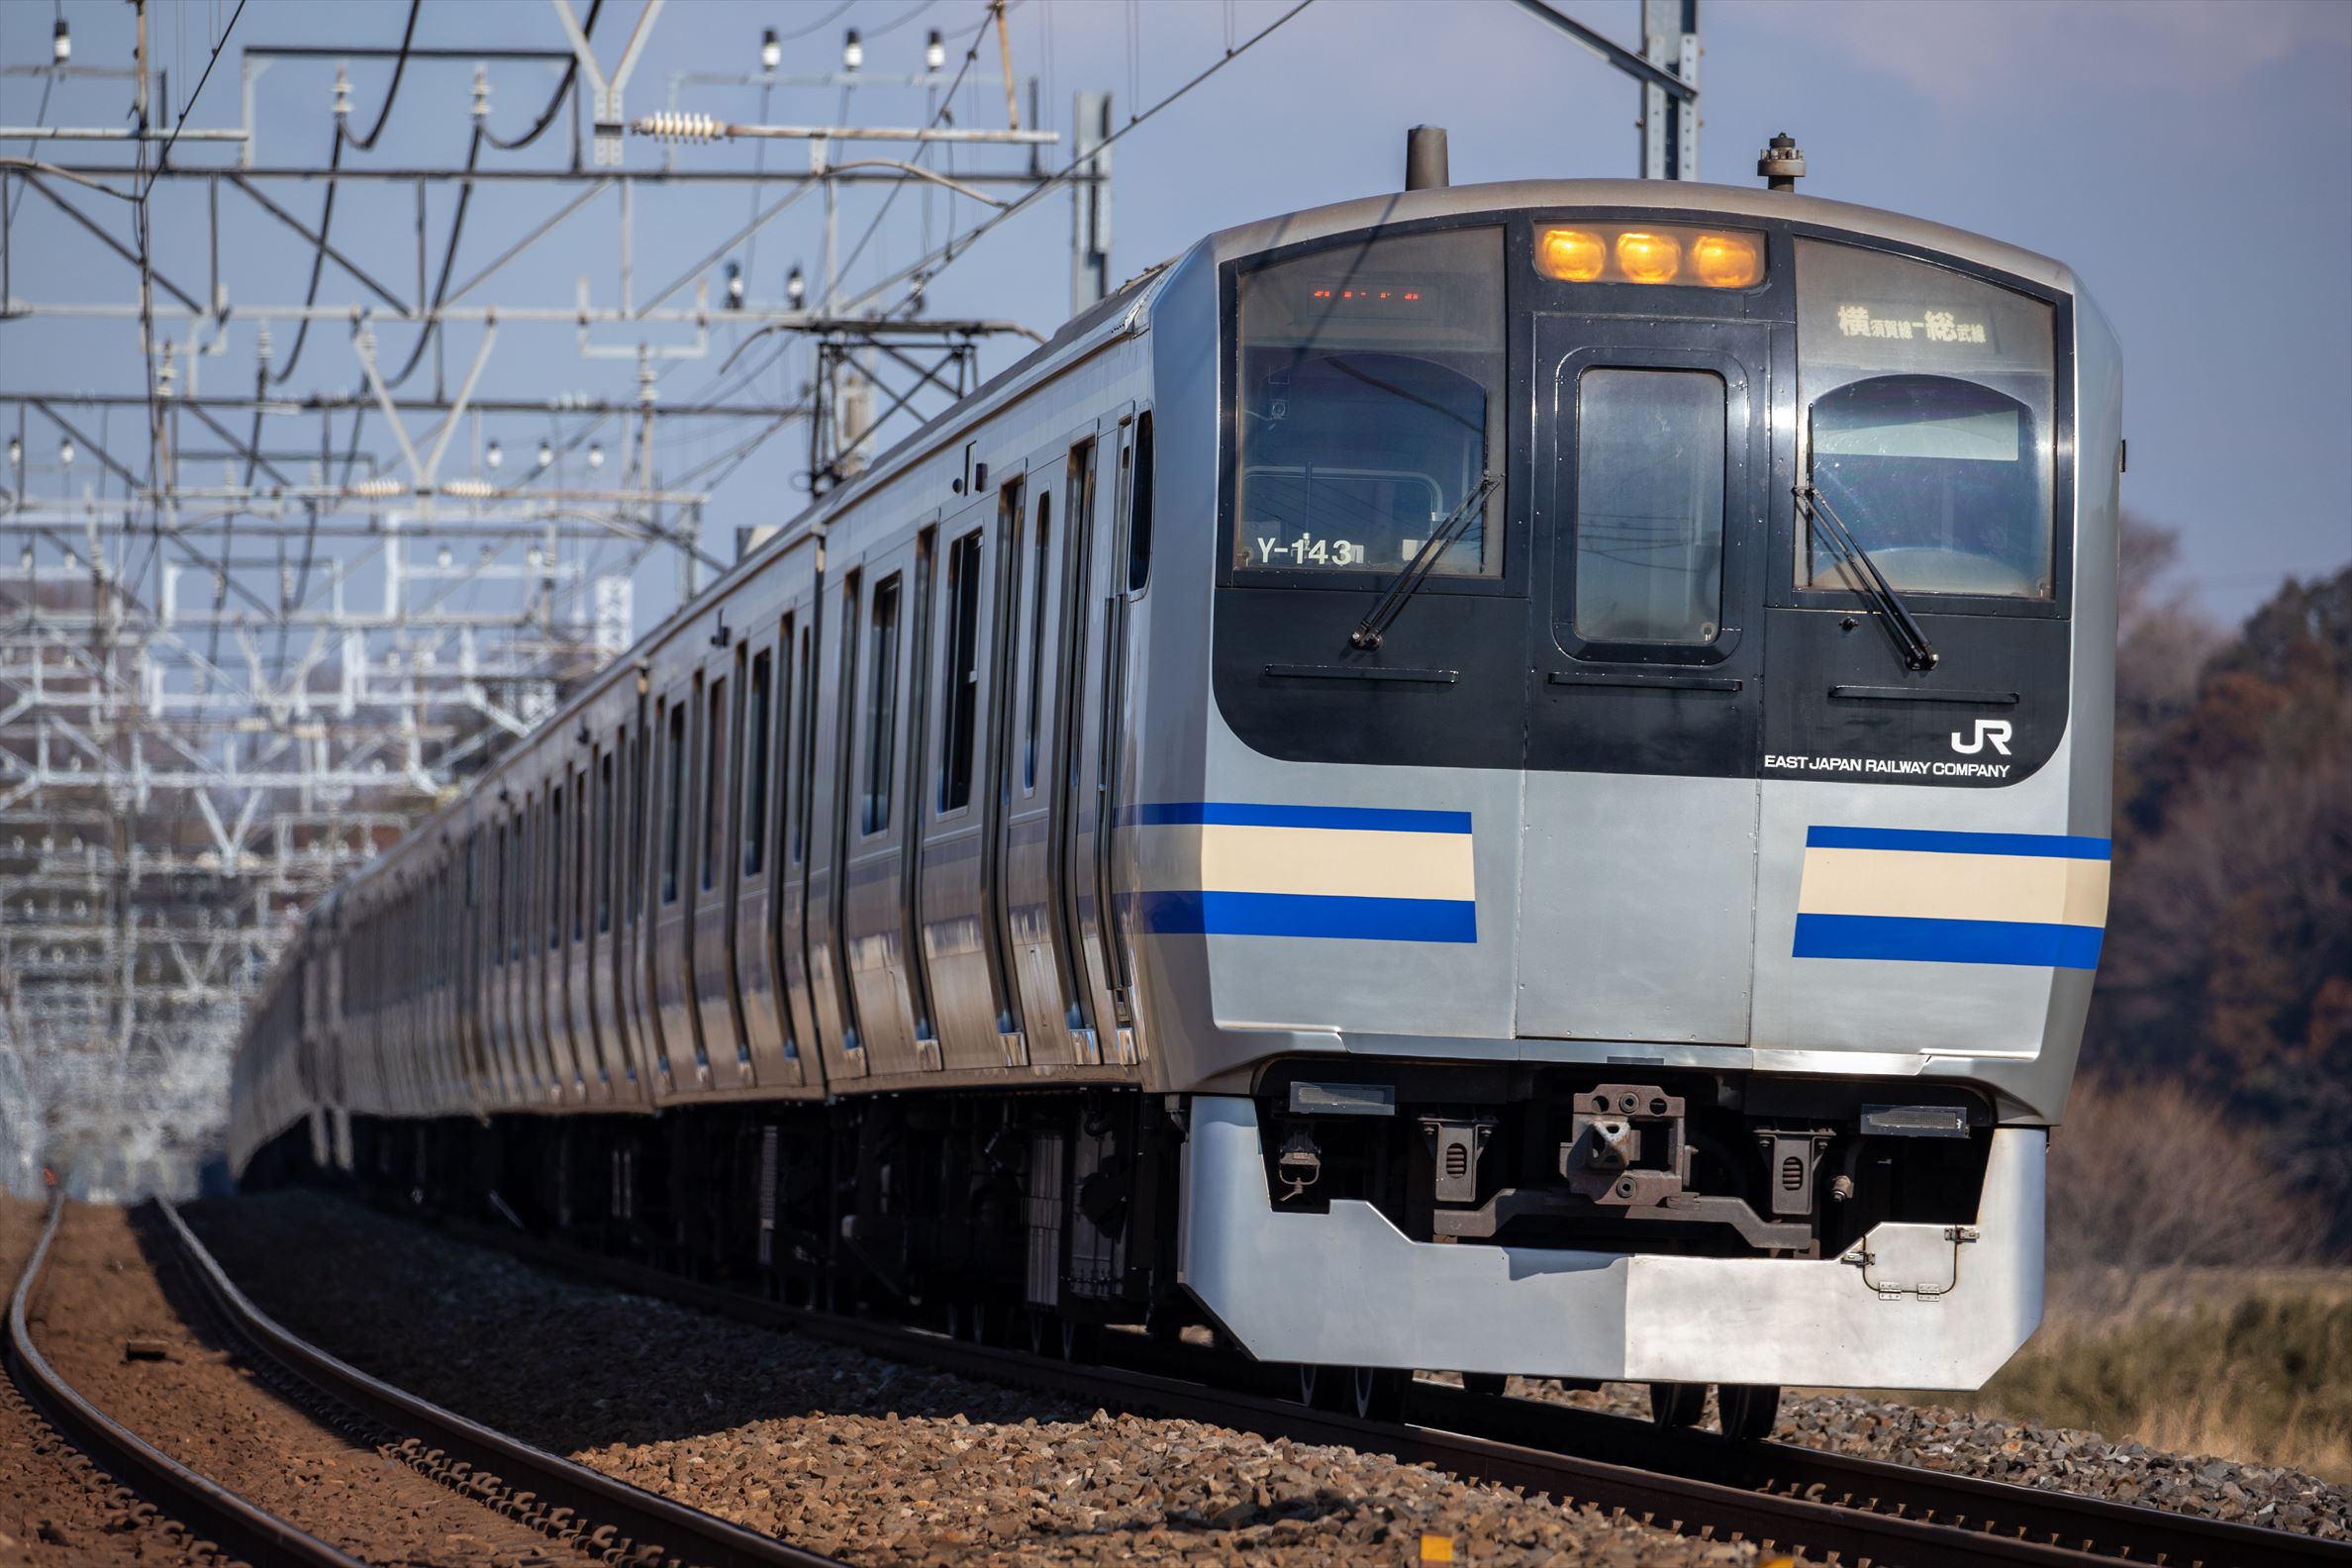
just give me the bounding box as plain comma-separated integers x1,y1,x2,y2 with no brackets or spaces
770,1,859,45
852,0,1316,318
339,0,422,152
482,0,602,150
268,0,426,383
147,0,248,189
825,0,1011,303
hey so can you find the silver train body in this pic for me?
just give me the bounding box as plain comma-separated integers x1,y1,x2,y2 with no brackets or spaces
231,178,2121,1394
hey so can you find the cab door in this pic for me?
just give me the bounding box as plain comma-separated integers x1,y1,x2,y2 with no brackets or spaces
1518,316,1779,1046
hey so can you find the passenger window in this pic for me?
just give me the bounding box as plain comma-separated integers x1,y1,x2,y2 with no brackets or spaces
492,826,507,967
595,752,613,933
1572,367,1726,644
511,818,526,961
863,574,902,836
509,819,523,960
628,725,647,919
1796,238,2055,599
792,624,812,864
1025,495,1049,793
744,649,772,875
662,703,685,904
548,788,563,949
704,676,728,892
940,530,984,813
1127,413,1154,592
572,769,587,943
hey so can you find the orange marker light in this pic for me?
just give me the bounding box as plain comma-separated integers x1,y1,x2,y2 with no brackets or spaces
1537,227,1607,282
1615,230,1682,284
1691,232,1763,288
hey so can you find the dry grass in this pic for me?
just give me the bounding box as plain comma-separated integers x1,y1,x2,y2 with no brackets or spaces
1916,1078,2352,1479
1963,1279,2352,1481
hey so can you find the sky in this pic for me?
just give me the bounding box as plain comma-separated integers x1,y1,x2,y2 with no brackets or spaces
4,0,2348,627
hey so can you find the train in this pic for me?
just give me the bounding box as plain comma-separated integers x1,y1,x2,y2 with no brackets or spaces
231,140,2121,1437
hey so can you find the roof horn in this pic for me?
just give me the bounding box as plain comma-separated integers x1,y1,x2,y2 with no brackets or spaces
1406,125,1449,191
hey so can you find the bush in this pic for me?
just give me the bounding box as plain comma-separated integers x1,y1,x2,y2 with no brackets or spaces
2048,1074,2312,1293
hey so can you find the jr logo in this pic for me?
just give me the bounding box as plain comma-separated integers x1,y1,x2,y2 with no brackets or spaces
1950,719,2013,756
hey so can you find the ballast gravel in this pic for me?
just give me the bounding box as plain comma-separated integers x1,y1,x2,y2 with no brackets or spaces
1499,1379,2351,1540
189,1193,1759,1566
190,1189,2349,1562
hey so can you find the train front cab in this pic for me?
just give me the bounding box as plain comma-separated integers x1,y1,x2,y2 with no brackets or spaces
1145,183,2120,1392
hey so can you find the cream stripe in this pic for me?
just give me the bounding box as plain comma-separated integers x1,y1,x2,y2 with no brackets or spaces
1799,846,2109,927
1130,824,1476,901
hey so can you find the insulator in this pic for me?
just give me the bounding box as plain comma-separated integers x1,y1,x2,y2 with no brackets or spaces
634,112,726,143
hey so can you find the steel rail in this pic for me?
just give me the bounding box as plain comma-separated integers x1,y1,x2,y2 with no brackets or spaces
3,1198,369,1568
427,1212,2348,1568
155,1200,847,1568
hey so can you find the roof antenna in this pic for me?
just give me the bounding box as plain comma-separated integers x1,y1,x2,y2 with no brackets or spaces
1406,126,1449,191
1758,132,1806,192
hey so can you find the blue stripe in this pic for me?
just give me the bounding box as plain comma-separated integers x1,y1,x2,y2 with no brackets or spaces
1795,913,2105,969
1126,802,1472,834
1132,890,1477,942
1805,826,2111,861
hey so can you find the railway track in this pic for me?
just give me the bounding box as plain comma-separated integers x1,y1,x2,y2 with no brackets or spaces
416,1212,2347,1568
7,1196,847,1568
5,1196,367,1568
149,1200,845,1568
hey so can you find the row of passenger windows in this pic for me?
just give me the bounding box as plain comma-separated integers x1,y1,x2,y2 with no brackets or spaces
433,415,1150,982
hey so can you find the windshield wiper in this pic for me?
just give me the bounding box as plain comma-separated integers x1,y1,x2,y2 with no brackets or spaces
1349,473,1500,651
1795,483,1939,671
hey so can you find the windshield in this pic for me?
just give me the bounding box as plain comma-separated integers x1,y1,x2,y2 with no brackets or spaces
1797,240,2055,599
1233,227,1505,577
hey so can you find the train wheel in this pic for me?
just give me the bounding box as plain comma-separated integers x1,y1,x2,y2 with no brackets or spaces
1349,1367,1410,1422
1025,1309,1050,1356
1295,1363,1323,1407
1717,1383,1780,1441
1460,1373,1508,1398
1647,1381,1707,1428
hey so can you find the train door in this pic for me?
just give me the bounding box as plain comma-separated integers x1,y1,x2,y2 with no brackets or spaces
919,489,1021,1072
584,739,621,1095
567,759,613,1103
1000,441,1088,1066
774,608,826,1078
806,568,867,1080
518,799,550,1099
690,651,749,1085
1054,425,1137,1066
840,535,932,1076
1519,316,1774,1045
1096,415,1151,1057
732,621,806,1090
618,712,665,1091
486,812,511,1104
977,478,1035,1066
459,827,483,1108
650,680,706,1090
545,774,583,1101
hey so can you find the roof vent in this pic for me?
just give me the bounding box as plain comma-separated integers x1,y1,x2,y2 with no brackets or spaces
1406,125,1449,191
1758,132,1806,192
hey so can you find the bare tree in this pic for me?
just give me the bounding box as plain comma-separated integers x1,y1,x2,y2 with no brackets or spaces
2048,1075,2315,1307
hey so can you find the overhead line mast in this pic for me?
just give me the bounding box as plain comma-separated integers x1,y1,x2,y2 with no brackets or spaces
0,0,1114,1198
